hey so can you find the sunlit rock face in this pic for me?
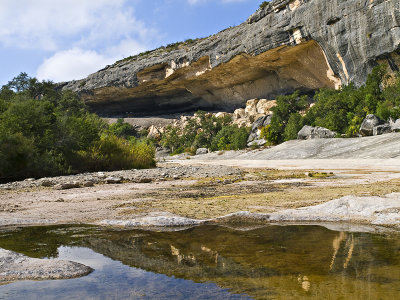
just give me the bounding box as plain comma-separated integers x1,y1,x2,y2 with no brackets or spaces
62,0,400,116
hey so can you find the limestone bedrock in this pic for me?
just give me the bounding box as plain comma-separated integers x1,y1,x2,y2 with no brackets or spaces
61,0,400,116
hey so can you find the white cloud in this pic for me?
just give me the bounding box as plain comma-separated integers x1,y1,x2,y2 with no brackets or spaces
0,0,157,82
37,39,147,82
0,0,150,51
36,49,112,82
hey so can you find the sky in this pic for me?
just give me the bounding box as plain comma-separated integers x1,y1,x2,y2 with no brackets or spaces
0,0,263,86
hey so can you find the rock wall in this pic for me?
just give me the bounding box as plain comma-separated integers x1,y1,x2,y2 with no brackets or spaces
62,0,400,116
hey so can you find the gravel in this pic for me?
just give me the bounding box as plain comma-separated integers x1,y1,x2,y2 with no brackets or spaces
0,165,242,191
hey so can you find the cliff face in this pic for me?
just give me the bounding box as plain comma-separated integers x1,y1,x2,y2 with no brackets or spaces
62,0,400,116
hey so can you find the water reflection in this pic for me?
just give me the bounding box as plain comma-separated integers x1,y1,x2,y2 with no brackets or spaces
0,224,399,299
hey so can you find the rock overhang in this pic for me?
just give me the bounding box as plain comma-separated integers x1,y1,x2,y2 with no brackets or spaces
61,0,400,116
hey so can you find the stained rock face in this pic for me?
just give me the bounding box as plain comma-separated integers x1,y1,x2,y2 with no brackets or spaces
62,0,400,116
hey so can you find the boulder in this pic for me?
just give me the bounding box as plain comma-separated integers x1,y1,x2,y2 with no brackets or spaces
373,124,392,136
83,181,94,187
390,119,400,132
247,139,267,148
247,115,272,143
147,125,162,139
297,125,314,140
41,179,55,187
139,178,152,183
263,115,272,127
105,176,122,184
233,108,246,120
298,125,336,140
247,132,258,143
359,114,381,136
155,147,171,158
245,99,259,117
196,148,209,155
256,99,277,114
252,115,269,131
215,112,230,118
54,182,81,190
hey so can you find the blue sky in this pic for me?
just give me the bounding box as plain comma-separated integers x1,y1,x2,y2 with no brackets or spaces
0,0,263,86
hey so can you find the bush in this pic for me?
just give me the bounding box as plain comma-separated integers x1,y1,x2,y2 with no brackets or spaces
161,111,249,154
0,73,156,181
265,91,307,144
210,125,248,151
76,135,155,172
264,66,400,143
107,119,137,139
305,66,388,135
283,113,304,141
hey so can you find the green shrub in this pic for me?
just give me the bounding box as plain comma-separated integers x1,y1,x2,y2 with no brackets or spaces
210,125,248,151
161,125,182,153
0,73,156,181
161,111,248,154
283,113,304,141
265,91,307,144
305,65,388,134
107,119,137,139
76,135,155,172
345,114,363,137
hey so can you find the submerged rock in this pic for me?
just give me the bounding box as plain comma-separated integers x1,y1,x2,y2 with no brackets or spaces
0,248,92,283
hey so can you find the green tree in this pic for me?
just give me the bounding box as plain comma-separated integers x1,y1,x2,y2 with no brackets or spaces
0,74,155,181
107,119,137,139
283,113,304,141
266,91,307,144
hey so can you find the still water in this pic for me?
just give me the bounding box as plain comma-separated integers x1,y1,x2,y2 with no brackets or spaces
0,224,399,299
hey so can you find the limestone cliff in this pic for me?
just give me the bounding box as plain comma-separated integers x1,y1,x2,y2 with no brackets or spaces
62,0,400,116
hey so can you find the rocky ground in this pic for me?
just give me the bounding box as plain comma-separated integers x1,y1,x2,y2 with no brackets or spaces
1,158,400,229
0,164,241,191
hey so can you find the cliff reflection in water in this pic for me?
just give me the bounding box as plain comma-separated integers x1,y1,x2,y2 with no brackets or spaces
85,225,400,299
0,224,399,299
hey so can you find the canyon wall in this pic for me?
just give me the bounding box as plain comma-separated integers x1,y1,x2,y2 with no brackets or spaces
61,0,400,116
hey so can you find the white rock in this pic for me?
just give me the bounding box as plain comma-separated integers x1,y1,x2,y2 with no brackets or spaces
256,99,277,114
233,108,246,120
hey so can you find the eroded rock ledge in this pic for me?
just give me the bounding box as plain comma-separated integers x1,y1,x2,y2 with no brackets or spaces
63,0,400,115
